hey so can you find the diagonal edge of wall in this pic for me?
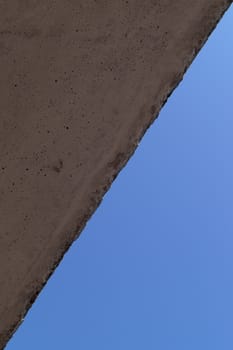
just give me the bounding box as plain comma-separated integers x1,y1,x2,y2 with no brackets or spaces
0,1,231,348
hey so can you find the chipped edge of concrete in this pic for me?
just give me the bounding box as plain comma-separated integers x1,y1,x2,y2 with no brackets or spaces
2,2,231,348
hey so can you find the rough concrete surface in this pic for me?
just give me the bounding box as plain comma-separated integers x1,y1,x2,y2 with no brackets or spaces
0,1,231,348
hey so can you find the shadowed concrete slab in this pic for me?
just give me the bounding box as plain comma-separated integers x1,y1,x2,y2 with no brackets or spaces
0,1,231,348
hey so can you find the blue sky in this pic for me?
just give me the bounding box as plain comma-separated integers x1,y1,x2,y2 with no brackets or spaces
7,6,233,350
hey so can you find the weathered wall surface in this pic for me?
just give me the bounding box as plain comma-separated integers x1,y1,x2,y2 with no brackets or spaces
0,1,231,348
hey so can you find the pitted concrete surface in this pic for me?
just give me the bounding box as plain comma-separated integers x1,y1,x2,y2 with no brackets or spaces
0,1,231,348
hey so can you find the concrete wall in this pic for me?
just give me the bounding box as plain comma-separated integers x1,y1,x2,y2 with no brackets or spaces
0,1,231,348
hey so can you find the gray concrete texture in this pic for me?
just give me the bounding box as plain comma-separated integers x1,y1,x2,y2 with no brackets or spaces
0,1,231,348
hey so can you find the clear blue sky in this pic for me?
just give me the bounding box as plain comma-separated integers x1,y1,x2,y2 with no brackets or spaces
7,6,233,350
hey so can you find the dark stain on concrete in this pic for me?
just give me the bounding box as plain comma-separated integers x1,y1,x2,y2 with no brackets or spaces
52,159,63,173
108,152,125,171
